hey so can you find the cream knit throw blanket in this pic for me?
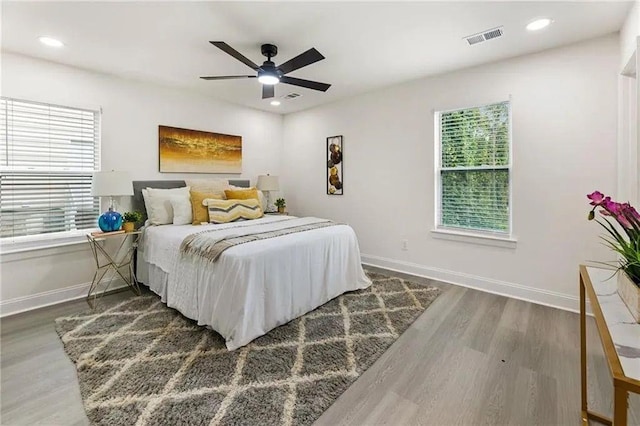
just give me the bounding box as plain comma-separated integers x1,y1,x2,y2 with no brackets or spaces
180,218,341,262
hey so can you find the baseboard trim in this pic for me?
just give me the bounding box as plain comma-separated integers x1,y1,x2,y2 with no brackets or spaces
361,254,586,314
1,255,586,317
0,279,128,318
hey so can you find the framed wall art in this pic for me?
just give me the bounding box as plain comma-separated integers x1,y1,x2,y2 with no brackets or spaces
326,135,343,195
159,125,242,173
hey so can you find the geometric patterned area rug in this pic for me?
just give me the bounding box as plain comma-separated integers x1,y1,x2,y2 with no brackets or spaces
55,271,441,426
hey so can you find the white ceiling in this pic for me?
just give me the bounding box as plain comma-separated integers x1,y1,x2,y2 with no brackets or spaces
1,1,632,115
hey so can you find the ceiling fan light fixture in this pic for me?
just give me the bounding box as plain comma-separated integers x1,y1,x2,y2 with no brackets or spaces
258,74,280,85
258,63,280,85
203,42,331,98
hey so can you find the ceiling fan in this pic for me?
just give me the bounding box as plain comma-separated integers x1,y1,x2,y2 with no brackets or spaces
200,42,331,99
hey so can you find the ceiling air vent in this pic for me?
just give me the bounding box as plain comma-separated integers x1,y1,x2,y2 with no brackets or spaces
464,26,504,46
283,93,302,100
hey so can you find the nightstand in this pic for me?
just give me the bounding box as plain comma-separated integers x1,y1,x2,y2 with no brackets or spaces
265,211,290,215
86,230,141,308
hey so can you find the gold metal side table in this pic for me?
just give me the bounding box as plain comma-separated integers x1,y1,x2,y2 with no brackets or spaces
86,230,142,308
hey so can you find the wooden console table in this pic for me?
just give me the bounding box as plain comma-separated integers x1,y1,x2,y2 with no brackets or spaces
579,265,640,425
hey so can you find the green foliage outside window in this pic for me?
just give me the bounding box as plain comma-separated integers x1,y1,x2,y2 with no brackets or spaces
439,102,510,233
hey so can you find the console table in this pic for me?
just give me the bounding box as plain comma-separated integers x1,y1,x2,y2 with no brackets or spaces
579,265,640,425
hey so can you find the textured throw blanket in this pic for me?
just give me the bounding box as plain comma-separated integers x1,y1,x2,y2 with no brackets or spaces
180,218,341,262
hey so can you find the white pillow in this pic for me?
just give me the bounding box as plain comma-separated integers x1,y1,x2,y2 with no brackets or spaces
185,178,229,196
257,190,267,212
142,186,190,225
170,196,193,225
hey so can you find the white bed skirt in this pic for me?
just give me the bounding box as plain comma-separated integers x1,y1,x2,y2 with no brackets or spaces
136,257,171,302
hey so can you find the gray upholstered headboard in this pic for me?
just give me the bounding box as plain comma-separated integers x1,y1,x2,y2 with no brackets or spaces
132,179,250,223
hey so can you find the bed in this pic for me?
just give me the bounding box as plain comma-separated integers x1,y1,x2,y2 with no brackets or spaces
134,180,371,350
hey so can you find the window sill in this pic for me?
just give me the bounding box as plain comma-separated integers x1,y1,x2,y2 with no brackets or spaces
1,229,98,257
430,228,517,249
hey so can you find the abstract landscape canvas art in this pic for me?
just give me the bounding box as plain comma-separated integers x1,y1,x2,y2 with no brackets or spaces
159,125,242,173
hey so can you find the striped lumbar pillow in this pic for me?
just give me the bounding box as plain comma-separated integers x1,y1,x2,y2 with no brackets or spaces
205,198,264,224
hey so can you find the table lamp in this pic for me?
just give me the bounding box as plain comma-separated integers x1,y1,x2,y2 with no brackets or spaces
91,170,133,232
256,174,280,213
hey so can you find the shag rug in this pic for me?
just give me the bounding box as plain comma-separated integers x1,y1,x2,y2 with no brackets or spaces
55,271,441,426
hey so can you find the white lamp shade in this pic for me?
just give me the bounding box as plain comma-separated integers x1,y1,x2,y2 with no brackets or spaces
91,171,133,197
256,175,280,191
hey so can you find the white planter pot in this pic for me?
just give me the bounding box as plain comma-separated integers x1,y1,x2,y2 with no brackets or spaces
617,271,640,323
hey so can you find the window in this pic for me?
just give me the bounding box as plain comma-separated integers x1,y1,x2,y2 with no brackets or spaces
435,101,511,235
0,97,100,241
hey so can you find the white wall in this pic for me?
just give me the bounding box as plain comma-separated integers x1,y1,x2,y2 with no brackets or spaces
618,1,639,210
0,53,283,312
618,65,638,206
620,1,639,71
282,35,619,310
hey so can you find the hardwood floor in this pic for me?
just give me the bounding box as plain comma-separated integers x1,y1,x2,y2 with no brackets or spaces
1,268,639,425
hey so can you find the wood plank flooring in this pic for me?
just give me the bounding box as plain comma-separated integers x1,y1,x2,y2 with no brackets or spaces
1,268,639,425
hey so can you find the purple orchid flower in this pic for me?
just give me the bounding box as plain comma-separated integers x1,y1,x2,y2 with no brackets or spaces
601,198,619,216
587,191,606,206
617,212,632,229
621,203,640,220
587,191,640,286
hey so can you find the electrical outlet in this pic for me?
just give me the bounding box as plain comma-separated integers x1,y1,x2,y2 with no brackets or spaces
401,239,409,251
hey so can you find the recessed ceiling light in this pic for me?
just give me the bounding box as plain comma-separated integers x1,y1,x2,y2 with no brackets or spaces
526,18,552,31
270,100,281,106
38,36,65,48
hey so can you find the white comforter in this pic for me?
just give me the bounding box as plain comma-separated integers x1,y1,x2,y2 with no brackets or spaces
139,216,371,350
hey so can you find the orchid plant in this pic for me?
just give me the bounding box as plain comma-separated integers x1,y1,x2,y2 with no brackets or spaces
587,191,640,287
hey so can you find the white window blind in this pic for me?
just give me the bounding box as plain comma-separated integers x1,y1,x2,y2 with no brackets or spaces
436,101,511,234
0,97,100,240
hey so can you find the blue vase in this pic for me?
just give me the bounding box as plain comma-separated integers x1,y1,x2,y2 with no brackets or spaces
98,208,123,232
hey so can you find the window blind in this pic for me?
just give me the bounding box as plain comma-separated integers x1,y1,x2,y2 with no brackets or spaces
437,101,510,234
0,98,100,240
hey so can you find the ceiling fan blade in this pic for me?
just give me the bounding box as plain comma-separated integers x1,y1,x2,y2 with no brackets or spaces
210,41,260,71
280,76,331,92
262,85,275,99
200,75,256,80
277,48,325,75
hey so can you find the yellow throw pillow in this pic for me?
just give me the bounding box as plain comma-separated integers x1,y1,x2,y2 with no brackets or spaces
190,190,223,225
205,198,263,224
224,188,259,202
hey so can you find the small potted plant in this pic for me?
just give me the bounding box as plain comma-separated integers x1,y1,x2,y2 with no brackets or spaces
122,211,142,232
274,198,286,214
